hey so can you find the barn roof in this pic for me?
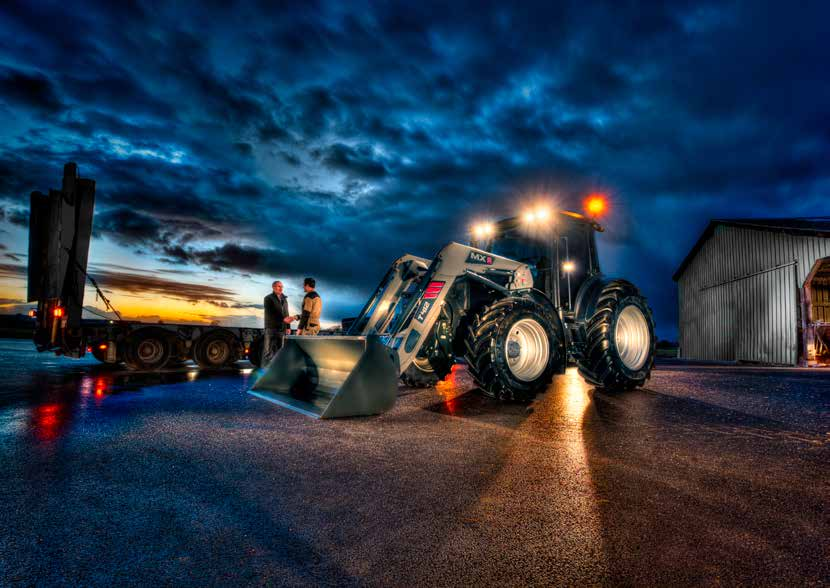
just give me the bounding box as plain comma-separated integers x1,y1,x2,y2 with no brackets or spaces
672,217,830,281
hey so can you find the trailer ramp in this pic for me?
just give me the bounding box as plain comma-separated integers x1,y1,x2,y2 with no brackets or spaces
249,335,398,418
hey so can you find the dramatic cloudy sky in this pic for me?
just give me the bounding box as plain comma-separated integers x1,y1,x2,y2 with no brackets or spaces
0,1,827,338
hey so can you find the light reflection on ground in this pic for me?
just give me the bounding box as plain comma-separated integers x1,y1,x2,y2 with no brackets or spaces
434,364,463,415
427,366,611,583
0,339,256,445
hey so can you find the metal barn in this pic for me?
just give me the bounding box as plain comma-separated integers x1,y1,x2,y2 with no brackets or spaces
673,219,830,366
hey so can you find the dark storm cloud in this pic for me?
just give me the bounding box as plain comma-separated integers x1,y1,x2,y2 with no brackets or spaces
157,239,386,286
0,0,828,336
0,205,28,228
189,243,276,274
209,301,264,310
313,143,389,178
0,297,25,305
11,208,32,228
90,268,239,306
59,69,176,120
0,263,26,280
0,67,63,113
279,151,301,166
95,208,161,245
258,119,292,143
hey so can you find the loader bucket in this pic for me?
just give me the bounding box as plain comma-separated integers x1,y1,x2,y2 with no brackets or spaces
249,335,399,419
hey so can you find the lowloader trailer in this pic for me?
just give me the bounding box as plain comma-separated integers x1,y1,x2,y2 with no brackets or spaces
27,163,265,370
251,202,657,418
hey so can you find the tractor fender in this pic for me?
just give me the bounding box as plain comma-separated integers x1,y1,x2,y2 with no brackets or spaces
572,274,612,325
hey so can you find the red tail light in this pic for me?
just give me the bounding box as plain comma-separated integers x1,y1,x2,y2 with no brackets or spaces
53,307,64,318
86,346,92,353
423,281,445,299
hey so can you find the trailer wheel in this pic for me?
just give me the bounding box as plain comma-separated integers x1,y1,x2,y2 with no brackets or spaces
464,297,563,402
194,330,240,369
576,280,655,391
124,329,172,371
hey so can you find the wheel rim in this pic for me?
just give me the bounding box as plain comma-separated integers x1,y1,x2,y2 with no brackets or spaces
413,355,434,373
137,338,164,364
504,318,549,382
615,305,650,370
205,339,230,365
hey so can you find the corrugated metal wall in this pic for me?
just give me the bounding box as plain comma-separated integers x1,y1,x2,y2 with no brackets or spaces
677,225,830,365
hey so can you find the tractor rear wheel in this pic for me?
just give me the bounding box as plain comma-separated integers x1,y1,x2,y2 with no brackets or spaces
576,280,655,391
464,297,562,402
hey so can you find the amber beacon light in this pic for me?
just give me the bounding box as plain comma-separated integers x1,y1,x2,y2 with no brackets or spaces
584,193,608,217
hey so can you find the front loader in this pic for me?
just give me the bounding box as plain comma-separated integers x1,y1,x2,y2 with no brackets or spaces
250,209,656,418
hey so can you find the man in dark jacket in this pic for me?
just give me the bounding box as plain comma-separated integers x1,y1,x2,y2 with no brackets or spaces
263,280,290,365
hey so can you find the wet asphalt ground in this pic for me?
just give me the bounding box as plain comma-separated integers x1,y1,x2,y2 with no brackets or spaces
0,338,828,587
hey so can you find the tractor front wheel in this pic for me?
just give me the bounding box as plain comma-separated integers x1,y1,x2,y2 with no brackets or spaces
401,356,440,387
464,297,562,402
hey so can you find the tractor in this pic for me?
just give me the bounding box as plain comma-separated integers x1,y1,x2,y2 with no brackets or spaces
251,201,656,418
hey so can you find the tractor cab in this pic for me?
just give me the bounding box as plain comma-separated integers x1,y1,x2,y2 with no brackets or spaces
469,210,603,312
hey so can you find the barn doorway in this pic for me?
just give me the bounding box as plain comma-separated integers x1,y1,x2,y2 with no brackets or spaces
802,257,830,366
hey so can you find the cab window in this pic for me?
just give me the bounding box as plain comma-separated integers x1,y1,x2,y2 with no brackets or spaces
489,229,553,294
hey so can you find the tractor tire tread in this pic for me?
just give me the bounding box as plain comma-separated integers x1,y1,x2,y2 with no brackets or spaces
576,280,655,391
464,296,561,403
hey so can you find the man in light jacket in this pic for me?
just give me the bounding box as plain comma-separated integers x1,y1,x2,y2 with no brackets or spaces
285,277,322,335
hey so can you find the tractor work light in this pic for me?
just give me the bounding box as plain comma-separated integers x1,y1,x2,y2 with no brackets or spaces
523,205,553,224
472,222,495,238
28,309,37,318
584,193,608,217
562,261,576,273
